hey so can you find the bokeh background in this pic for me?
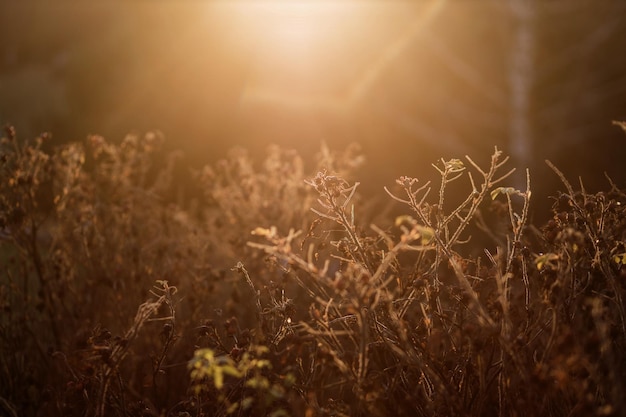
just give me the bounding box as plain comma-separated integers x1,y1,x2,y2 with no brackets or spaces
2,0,626,217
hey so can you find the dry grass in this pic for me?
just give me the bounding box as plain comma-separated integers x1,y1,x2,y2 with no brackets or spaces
1,125,625,416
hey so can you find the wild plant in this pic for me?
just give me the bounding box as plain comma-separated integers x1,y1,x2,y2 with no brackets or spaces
3,123,626,417
249,147,535,415
530,161,626,415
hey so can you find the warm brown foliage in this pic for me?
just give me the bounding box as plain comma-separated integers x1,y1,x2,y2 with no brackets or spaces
1,126,625,416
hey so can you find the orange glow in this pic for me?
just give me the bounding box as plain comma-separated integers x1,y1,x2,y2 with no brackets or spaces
236,2,344,58
215,0,446,113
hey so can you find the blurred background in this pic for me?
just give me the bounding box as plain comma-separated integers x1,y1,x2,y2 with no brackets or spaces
1,0,626,217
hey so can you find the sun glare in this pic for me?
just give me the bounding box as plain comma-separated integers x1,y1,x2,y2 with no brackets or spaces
229,2,354,57
248,3,336,54
223,1,368,109
215,0,446,112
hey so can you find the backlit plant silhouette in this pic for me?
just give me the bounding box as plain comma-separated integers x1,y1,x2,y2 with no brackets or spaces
1,125,625,417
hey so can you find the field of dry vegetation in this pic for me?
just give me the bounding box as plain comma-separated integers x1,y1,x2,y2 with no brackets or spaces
1,125,626,416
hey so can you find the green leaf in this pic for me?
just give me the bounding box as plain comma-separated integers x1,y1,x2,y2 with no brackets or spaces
614,252,626,265
190,348,214,364
444,158,465,172
491,187,519,200
535,253,559,270
415,225,435,245
221,363,243,378
254,345,270,355
254,359,272,369
213,368,224,389
395,215,417,227
283,372,296,387
245,376,270,390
